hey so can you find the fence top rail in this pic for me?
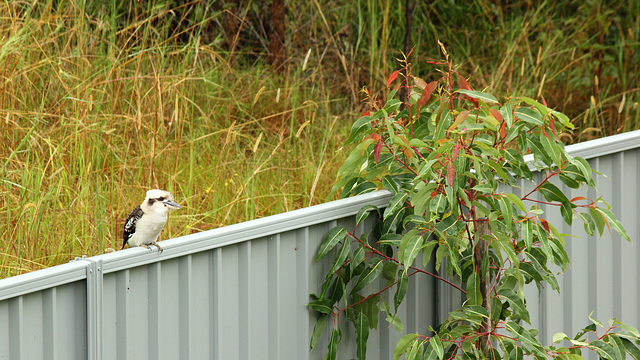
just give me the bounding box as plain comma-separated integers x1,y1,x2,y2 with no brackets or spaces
523,129,640,164
2,129,640,301
0,190,393,300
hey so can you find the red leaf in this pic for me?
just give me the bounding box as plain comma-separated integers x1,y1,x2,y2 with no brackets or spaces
417,81,438,109
499,120,507,139
458,76,473,91
549,116,558,141
489,109,503,122
374,139,383,163
362,111,371,117
453,143,460,161
447,161,455,186
457,76,478,107
387,70,400,88
570,196,588,202
539,218,550,232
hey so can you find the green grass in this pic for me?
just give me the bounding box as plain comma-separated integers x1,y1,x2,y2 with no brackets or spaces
1,0,638,278
0,1,350,277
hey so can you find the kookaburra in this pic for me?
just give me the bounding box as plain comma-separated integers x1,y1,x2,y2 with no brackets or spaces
122,189,182,252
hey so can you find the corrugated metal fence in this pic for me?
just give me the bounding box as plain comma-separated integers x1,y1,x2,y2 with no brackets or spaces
1,130,639,359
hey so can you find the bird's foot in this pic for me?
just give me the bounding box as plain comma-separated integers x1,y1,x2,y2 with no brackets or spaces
140,244,152,250
152,242,164,253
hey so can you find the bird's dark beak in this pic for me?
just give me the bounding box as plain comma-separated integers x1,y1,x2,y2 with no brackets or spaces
163,200,182,210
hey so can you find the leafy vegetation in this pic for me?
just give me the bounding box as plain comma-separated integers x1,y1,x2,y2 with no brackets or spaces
0,0,638,277
308,47,639,359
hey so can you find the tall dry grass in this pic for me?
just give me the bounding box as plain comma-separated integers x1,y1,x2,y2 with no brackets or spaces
1,0,638,277
0,1,349,277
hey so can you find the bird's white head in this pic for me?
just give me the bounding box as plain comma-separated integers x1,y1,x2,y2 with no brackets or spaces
142,189,182,214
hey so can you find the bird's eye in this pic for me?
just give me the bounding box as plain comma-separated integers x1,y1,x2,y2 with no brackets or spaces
158,196,165,201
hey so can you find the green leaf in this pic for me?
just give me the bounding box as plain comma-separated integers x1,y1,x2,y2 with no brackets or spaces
463,304,490,318
422,239,437,267
526,137,552,166
382,175,398,194
589,339,617,360
326,327,341,360
457,89,499,104
429,335,444,360
572,157,594,186
394,270,409,312
498,195,514,226
504,120,529,144
523,219,533,250
350,181,378,196
621,338,640,360
504,321,546,356
356,312,369,360
352,260,384,293
382,207,404,234
466,272,482,306
394,334,419,360
327,276,345,303
595,207,631,242
316,227,348,262
402,231,425,270
517,96,549,114
618,324,640,338
310,315,327,350
509,346,524,360
559,171,582,189
505,192,526,213
379,233,402,247
382,262,399,284
350,246,367,275
351,115,373,133
412,182,437,216
608,334,626,360
418,159,439,178
501,103,514,128
590,207,606,237
473,182,494,194
561,201,576,226
540,131,563,166
430,193,447,214
384,192,409,220
327,240,350,277
386,312,404,332
498,288,530,324
356,205,379,227
307,298,334,314
551,109,574,129
362,295,380,330
515,107,543,126
407,339,426,360
539,182,570,203
398,228,419,263
346,116,373,144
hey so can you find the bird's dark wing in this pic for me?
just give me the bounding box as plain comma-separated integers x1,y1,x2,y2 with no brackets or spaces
122,205,143,249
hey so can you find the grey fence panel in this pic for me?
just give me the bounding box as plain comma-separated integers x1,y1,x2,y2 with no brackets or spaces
428,130,640,358
1,131,640,359
520,147,640,353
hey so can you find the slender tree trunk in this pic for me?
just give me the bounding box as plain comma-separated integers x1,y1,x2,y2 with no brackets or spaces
474,220,491,354
400,0,415,105
404,0,414,57
268,0,286,72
